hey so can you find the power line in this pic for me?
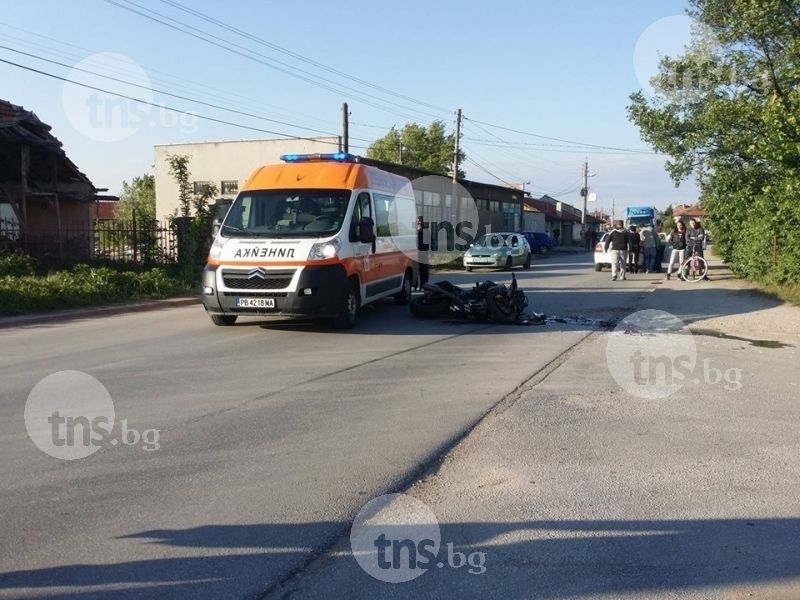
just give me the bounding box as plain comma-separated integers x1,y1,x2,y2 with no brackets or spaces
463,156,518,189
158,0,453,116
0,23,342,131
0,57,342,144
103,0,444,123
0,44,342,137
464,115,654,154
460,143,530,187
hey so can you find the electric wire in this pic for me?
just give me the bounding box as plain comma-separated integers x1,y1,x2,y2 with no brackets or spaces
0,57,343,144
103,0,445,123
0,23,341,131
158,0,453,116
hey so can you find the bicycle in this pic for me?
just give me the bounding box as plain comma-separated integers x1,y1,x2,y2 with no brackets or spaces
679,247,708,282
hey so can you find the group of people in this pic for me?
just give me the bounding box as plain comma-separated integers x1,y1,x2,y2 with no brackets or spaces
603,217,708,282
665,218,708,281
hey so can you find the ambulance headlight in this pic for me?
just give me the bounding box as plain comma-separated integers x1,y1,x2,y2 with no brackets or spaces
208,236,225,261
308,238,340,260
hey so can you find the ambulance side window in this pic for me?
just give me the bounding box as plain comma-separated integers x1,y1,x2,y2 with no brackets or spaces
350,191,374,243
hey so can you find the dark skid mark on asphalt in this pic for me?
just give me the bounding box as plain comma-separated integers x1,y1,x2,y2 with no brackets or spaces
690,328,792,348
441,313,617,328
546,314,617,329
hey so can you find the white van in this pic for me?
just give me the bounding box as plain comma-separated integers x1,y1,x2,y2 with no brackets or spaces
201,153,418,328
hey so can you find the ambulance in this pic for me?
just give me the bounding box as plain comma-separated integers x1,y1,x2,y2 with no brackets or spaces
201,152,418,328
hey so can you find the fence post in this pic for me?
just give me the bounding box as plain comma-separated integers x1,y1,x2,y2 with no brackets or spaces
132,209,138,263
173,216,193,266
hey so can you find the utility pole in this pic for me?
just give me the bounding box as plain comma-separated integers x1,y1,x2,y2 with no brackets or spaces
581,159,589,226
342,102,349,153
452,108,462,183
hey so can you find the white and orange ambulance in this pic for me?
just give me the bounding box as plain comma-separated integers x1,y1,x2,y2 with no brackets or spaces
201,152,418,328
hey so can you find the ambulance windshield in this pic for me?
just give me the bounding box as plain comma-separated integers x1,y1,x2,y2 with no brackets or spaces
221,190,350,237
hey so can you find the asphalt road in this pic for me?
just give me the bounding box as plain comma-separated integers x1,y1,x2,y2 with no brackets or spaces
0,251,636,599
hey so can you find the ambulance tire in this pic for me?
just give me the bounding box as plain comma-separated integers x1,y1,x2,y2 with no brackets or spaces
332,279,360,329
394,270,412,305
210,314,237,326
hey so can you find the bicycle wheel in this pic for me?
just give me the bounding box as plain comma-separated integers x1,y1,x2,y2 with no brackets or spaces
680,256,708,282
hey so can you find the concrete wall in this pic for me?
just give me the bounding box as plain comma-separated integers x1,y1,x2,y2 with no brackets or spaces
154,137,340,222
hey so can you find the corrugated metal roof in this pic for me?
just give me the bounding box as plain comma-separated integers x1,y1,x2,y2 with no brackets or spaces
0,99,95,195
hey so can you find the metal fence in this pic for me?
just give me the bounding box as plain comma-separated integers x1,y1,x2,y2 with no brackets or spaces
0,220,180,267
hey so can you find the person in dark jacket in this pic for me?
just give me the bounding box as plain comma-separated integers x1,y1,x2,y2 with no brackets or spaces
415,216,429,290
627,225,640,273
686,218,706,258
665,220,687,280
603,220,631,281
685,218,710,280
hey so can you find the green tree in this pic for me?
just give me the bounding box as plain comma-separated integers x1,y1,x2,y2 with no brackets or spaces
366,121,465,177
660,205,675,233
114,174,156,223
165,154,218,278
95,174,158,263
627,0,800,284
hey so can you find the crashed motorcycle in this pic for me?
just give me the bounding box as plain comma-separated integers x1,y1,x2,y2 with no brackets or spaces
409,272,529,324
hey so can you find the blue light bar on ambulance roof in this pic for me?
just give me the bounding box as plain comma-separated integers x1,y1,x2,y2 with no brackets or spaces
280,152,357,163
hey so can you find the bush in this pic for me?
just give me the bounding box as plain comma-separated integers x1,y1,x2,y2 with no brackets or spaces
0,264,191,316
0,251,36,277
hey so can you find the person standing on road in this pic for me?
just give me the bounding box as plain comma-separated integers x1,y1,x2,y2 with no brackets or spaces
686,218,706,259
641,224,658,273
415,216,429,291
665,220,687,280
603,220,630,281
584,227,594,252
686,218,710,281
627,225,640,274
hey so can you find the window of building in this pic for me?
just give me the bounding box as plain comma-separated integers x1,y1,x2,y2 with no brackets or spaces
220,180,238,195
423,191,441,207
193,181,212,195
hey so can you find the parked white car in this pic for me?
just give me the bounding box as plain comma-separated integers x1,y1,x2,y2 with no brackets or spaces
594,231,672,271
593,232,612,271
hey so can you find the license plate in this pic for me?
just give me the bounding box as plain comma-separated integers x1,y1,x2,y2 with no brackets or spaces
471,259,489,264
235,297,275,308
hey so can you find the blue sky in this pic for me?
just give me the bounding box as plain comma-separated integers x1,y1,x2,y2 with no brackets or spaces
1,0,699,217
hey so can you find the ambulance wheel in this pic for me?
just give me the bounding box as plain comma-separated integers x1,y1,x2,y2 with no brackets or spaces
210,314,237,326
333,280,360,329
394,270,413,305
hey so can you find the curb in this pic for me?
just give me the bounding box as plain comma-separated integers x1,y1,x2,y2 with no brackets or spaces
0,296,201,329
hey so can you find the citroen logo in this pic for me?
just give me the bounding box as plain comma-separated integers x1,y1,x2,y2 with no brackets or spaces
248,267,268,280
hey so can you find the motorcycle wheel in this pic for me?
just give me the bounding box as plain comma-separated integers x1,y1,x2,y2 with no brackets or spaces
486,287,520,324
409,295,450,318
